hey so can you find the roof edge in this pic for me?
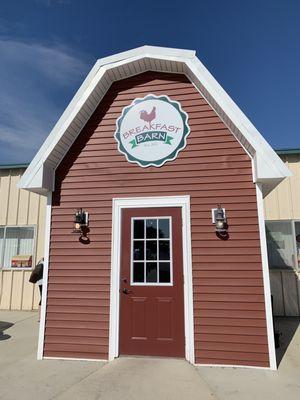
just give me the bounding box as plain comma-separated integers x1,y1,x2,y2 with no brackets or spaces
96,45,196,68
276,148,300,155
0,163,29,170
18,45,291,194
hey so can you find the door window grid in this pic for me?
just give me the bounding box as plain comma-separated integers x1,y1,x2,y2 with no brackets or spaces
131,217,173,286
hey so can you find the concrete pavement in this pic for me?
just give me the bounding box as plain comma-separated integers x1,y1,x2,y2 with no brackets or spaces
0,311,299,400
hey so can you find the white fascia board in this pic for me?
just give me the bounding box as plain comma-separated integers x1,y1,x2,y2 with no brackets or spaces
27,164,44,189
253,148,291,187
101,53,189,77
253,153,290,197
186,57,291,181
18,51,194,193
24,163,54,195
97,45,195,68
260,178,285,198
18,45,291,194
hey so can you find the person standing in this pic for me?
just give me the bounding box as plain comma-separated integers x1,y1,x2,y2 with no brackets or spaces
29,258,44,321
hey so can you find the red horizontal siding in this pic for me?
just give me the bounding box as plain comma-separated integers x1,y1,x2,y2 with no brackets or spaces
45,328,108,337
44,71,269,367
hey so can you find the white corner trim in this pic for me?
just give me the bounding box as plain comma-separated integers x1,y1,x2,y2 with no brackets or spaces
256,184,277,370
37,192,52,360
108,195,195,364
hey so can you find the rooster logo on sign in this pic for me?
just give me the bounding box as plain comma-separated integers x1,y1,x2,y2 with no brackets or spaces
140,106,156,129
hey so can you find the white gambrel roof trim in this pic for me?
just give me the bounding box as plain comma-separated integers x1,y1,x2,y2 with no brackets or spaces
18,45,291,196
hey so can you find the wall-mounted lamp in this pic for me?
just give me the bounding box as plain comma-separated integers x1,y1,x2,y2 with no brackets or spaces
212,205,228,237
73,208,89,234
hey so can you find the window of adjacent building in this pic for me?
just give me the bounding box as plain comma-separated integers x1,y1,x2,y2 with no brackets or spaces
0,228,4,264
265,221,297,270
0,226,35,269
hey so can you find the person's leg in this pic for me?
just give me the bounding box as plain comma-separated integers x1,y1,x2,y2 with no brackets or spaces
38,285,42,322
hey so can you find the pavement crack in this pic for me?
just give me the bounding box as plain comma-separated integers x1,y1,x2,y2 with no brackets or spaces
192,365,221,400
13,314,37,325
49,362,108,400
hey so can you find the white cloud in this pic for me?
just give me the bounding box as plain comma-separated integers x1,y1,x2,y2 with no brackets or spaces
0,39,90,163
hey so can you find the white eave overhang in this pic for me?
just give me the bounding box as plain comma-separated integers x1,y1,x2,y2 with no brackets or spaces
18,45,291,197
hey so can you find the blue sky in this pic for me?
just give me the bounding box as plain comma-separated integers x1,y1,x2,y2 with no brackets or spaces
0,0,299,164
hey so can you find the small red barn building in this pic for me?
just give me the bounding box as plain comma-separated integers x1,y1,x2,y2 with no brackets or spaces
19,46,291,369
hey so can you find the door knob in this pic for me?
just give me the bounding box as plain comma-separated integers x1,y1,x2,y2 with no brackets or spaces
122,288,132,294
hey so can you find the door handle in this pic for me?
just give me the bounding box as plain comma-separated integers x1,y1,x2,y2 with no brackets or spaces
122,288,132,294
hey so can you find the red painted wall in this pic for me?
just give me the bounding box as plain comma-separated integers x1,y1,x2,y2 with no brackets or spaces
44,71,269,367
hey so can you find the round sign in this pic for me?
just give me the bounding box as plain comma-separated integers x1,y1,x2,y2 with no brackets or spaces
114,94,190,167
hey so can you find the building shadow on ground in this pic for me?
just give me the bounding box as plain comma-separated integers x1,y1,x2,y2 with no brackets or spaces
0,321,13,341
274,316,300,366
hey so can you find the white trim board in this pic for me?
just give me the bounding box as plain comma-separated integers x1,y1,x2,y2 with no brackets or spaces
256,183,277,370
18,45,291,196
109,195,195,364
37,192,52,360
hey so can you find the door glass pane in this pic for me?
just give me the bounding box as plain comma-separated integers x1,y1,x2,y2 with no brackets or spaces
159,262,171,283
159,240,170,260
133,241,144,260
132,217,172,284
265,221,294,269
133,262,144,282
146,219,157,238
146,240,157,260
295,222,300,270
134,220,144,239
159,219,169,238
146,262,157,282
